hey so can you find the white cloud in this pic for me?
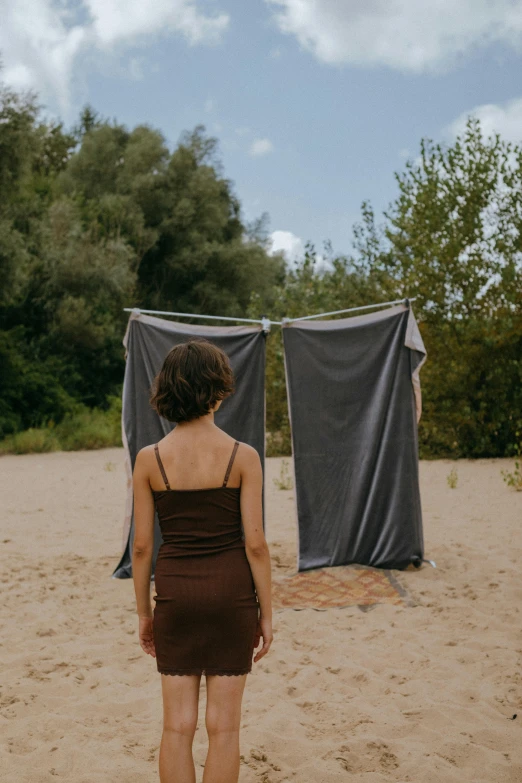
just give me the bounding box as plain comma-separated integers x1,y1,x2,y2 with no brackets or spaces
447,97,522,143
249,137,274,156
269,230,304,261
85,0,228,46
1,0,86,108
269,229,332,270
266,0,522,72
0,0,229,111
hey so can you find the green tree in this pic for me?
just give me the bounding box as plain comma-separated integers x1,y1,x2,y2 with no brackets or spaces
0,84,79,436
354,117,522,457
0,89,284,438
136,126,285,316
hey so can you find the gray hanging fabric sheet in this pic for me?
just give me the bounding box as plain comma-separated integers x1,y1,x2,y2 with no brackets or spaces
282,303,427,572
112,311,266,579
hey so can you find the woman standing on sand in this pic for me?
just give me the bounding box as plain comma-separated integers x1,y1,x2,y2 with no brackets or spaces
131,339,273,783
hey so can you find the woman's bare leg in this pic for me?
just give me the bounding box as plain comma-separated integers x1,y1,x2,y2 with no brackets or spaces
159,673,201,783
203,674,247,783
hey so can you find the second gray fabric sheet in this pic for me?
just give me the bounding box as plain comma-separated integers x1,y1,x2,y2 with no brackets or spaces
282,303,426,571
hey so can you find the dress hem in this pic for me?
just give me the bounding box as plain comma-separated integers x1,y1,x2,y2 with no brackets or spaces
158,666,252,677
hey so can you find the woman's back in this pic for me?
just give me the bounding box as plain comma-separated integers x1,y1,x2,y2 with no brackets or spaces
149,430,242,492
152,438,245,558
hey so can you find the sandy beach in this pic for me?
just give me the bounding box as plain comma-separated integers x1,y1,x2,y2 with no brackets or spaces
1,449,521,783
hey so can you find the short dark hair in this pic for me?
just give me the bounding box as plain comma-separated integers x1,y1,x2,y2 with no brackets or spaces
149,339,235,423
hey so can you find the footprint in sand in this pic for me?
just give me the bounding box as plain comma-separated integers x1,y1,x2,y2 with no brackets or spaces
335,741,399,774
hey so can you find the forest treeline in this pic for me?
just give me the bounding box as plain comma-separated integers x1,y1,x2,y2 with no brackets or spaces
0,83,520,458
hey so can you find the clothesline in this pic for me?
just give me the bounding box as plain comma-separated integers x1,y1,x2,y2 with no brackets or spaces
284,297,416,322
123,298,416,331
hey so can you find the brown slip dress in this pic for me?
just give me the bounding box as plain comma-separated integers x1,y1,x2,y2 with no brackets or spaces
151,440,259,676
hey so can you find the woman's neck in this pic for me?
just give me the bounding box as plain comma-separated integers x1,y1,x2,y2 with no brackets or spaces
175,412,216,434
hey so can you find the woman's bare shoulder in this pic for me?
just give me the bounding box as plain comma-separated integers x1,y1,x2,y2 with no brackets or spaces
213,428,259,459
236,441,262,469
136,443,156,458
134,443,157,469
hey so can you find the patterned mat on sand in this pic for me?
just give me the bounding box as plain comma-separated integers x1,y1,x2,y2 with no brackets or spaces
273,564,415,611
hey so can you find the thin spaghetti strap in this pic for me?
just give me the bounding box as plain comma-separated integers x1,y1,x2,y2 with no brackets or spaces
154,443,171,490
222,441,240,487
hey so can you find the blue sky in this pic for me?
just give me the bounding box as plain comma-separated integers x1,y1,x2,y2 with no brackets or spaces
3,0,522,260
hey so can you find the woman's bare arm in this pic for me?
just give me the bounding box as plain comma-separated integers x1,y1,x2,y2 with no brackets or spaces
240,445,273,660
131,448,155,619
